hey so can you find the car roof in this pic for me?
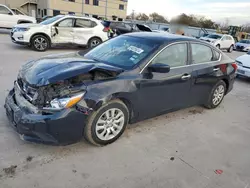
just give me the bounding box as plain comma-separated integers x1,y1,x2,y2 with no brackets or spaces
124,32,201,43
60,15,98,21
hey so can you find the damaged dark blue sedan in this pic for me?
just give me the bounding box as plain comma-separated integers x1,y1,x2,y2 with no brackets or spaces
5,32,237,146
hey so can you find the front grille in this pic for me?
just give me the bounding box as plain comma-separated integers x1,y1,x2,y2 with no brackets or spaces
17,78,37,101
236,46,244,50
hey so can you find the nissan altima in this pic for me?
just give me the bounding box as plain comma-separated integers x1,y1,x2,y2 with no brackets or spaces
5,32,237,146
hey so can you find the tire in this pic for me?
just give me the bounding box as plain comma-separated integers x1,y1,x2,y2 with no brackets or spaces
227,45,233,53
31,35,50,52
216,44,220,49
204,80,226,109
84,100,129,146
87,37,102,49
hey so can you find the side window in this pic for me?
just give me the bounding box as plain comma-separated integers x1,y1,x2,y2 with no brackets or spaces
0,6,12,15
151,43,187,68
191,43,213,64
57,19,74,27
213,50,220,61
75,18,94,28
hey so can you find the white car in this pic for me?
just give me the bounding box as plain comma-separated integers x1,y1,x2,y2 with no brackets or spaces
0,4,36,29
200,33,235,53
10,15,109,51
235,51,250,78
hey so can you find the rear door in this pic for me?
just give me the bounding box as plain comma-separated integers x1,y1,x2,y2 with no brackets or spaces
73,18,96,45
52,18,75,44
139,42,193,118
220,35,227,49
189,42,223,105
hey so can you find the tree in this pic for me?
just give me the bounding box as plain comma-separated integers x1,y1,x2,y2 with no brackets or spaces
136,13,149,21
149,12,169,23
171,14,217,29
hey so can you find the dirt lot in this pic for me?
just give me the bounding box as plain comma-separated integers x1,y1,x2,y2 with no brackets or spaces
0,33,250,188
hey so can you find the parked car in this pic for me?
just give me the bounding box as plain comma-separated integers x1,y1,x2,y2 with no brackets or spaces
234,39,250,52
10,15,108,51
235,51,250,78
200,33,235,52
0,4,36,29
5,33,236,146
103,21,152,38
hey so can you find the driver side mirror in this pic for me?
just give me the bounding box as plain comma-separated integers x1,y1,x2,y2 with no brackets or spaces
8,12,13,15
148,63,170,73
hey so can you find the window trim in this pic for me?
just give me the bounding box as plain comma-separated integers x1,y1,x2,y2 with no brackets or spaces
190,41,221,65
55,18,75,27
140,41,189,73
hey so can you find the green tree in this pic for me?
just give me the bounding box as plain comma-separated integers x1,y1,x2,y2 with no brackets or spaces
149,12,168,23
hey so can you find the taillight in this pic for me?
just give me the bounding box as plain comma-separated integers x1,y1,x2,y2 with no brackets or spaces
103,27,110,32
232,63,238,70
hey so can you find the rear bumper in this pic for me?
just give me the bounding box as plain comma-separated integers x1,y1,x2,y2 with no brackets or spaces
5,88,89,145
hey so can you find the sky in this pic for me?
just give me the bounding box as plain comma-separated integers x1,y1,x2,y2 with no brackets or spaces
127,0,250,25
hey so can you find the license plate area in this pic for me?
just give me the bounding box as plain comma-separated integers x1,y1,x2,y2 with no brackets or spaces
238,70,245,74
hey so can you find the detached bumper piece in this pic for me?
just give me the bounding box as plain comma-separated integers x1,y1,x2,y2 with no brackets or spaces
5,87,88,145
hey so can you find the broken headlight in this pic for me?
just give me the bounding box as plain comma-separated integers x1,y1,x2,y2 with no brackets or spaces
44,92,85,110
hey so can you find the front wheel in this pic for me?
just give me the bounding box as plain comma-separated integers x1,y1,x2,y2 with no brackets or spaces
204,80,226,109
227,45,234,53
84,100,129,146
31,35,50,52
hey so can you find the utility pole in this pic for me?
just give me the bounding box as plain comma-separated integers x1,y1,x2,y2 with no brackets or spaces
82,0,84,15
105,0,108,19
132,10,135,20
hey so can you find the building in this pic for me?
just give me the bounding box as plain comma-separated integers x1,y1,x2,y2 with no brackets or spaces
0,0,128,20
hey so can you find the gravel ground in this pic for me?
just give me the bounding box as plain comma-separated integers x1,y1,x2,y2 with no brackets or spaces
0,33,250,188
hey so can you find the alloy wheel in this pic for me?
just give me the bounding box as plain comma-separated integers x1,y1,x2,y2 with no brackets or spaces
90,39,100,48
95,108,125,141
34,37,48,51
212,85,225,106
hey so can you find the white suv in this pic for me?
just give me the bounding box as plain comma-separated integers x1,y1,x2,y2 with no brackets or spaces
200,33,235,53
0,4,36,29
10,15,109,51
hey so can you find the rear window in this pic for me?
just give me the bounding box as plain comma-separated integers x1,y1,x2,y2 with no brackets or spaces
84,36,161,70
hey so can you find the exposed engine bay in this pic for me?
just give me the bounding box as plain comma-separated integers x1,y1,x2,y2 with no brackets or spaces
18,69,119,108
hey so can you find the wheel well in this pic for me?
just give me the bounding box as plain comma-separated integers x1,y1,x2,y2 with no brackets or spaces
18,20,32,24
222,78,229,92
30,33,51,45
117,98,134,123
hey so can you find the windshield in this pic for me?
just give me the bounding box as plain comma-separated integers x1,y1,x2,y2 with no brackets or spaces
239,40,249,44
84,36,161,70
40,16,63,25
207,34,222,39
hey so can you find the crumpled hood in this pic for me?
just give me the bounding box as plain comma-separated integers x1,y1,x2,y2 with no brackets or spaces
19,52,124,86
200,37,216,42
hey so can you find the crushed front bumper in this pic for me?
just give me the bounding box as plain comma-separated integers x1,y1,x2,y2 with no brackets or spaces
4,87,89,145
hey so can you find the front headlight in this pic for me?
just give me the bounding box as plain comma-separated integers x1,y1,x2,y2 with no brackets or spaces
16,28,30,32
44,92,85,110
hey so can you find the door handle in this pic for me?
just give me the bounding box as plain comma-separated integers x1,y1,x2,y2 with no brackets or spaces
213,68,220,71
181,74,191,80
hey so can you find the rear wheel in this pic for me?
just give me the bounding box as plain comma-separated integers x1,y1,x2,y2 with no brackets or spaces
31,35,50,51
227,45,234,53
88,37,102,48
84,100,129,146
204,80,226,109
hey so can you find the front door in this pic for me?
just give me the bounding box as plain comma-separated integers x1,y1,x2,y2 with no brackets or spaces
138,42,192,119
73,18,95,45
52,18,75,44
